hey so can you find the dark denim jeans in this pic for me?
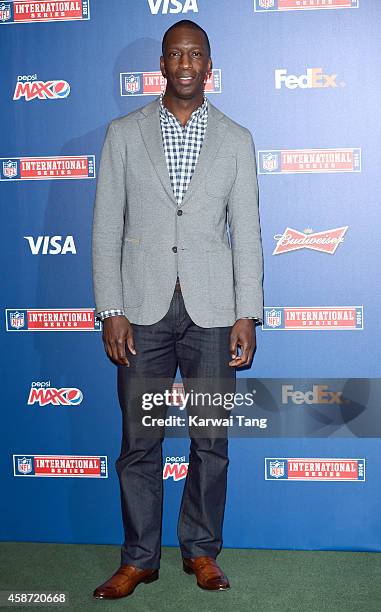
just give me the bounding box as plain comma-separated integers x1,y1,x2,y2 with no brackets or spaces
115,278,236,569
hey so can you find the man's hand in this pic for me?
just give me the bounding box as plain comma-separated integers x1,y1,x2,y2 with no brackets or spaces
229,319,256,367
102,315,136,366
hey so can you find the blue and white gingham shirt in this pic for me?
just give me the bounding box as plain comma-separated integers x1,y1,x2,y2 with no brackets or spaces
97,95,257,323
159,92,208,205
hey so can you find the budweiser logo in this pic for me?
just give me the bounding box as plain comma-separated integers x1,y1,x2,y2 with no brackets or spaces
273,226,348,255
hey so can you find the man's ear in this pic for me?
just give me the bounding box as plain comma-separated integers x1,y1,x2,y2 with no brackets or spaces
205,57,213,82
160,55,166,78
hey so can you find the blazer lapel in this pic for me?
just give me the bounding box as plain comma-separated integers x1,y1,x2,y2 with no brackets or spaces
138,98,177,206
180,101,227,207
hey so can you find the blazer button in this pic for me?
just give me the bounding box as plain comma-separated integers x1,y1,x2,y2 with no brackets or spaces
177,209,183,216
172,246,177,253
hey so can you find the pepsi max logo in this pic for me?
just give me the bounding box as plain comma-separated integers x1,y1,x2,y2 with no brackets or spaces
14,78,71,101
28,386,84,406
163,461,188,481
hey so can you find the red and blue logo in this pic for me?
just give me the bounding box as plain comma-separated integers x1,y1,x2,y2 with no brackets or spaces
263,306,363,330
13,454,108,478
1,1,90,24
258,148,361,174
14,76,71,101
120,69,221,96
5,309,101,331
265,458,365,481
1,156,95,181
163,457,188,481
28,385,84,406
254,0,359,12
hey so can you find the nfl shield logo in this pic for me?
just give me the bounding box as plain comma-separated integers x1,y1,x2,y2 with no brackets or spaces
10,311,25,329
266,309,281,328
125,75,141,94
168,382,186,406
0,3,11,21
18,457,32,474
262,152,278,172
259,0,275,9
3,160,17,178
270,460,284,478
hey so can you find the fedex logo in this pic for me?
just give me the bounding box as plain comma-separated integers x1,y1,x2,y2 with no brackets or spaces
281,385,345,405
275,68,343,90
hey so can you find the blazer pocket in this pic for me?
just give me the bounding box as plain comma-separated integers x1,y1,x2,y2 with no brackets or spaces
121,239,144,307
207,245,235,309
205,155,237,198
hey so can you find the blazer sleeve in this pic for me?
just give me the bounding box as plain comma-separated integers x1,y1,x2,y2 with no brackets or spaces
92,120,126,315
227,128,264,322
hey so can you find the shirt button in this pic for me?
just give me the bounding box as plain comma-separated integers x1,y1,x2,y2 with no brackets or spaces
177,209,183,216
172,246,177,253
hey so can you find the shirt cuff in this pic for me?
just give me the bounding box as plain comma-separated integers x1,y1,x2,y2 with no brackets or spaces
96,309,125,321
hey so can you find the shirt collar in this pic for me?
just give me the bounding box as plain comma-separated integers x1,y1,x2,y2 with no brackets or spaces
159,93,208,126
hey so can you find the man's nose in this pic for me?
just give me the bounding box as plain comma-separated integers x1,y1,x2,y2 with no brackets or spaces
179,52,192,69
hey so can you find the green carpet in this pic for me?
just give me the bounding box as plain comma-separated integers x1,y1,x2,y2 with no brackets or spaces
0,543,380,612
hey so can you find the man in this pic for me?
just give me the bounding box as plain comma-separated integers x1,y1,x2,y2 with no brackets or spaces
92,19,263,599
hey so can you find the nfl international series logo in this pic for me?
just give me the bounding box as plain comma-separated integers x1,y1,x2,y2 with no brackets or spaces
0,156,95,180
262,152,279,172
0,0,90,24
9,311,25,329
5,309,101,331
258,149,361,174
268,459,285,478
125,74,141,94
120,69,222,96
17,456,32,474
265,458,365,481
0,3,11,21
3,160,17,178
263,307,363,330
13,455,108,477
265,308,282,328
254,0,359,12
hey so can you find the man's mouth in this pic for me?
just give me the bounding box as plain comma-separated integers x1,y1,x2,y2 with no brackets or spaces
178,75,194,82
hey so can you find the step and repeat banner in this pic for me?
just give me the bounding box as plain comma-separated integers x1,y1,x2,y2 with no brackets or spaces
1,1,380,552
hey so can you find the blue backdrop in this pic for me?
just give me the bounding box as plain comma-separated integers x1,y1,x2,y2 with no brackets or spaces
1,0,380,552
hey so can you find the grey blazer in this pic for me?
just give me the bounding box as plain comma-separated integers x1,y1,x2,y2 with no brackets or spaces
92,96,264,328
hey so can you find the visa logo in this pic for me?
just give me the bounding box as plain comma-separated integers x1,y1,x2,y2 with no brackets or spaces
147,0,198,14
24,235,76,255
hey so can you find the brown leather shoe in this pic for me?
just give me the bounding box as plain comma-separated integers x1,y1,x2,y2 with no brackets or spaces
183,556,230,590
93,564,159,599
